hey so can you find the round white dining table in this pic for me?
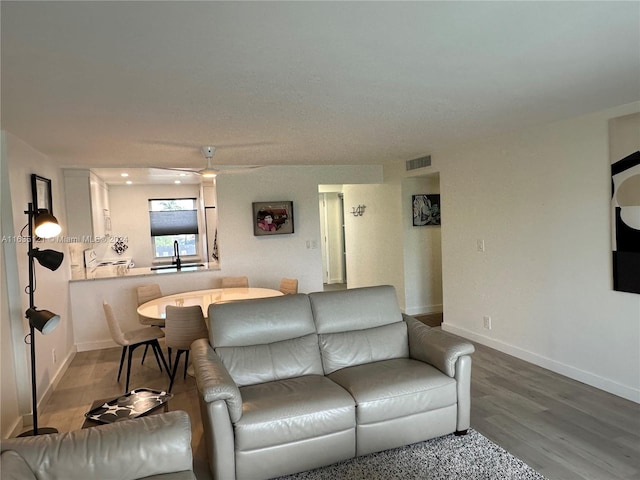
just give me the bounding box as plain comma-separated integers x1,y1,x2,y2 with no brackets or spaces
136,287,284,320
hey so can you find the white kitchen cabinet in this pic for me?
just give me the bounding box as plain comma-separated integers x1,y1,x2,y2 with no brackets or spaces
90,174,111,238
63,169,111,240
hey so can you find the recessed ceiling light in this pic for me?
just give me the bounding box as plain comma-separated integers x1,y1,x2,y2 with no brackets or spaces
179,173,187,177
174,180,181,184
121,173,129,177
126,180,133,185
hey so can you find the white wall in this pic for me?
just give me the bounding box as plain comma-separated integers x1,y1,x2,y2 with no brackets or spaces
1,131,21,438
217,166,382,294
343,183,406,307
1,132,76,436
434,102,640,402
402,175,442,315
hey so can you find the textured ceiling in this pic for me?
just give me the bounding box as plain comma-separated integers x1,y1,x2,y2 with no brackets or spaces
2,1,639,176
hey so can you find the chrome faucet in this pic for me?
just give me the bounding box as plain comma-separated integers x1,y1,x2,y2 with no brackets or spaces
173,240,182,269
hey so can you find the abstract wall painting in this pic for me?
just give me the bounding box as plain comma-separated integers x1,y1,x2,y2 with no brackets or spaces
610,113,640,294
412,194,441,226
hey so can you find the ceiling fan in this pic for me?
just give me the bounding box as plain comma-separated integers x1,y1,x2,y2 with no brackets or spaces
195,146,221,178
154,145,262,178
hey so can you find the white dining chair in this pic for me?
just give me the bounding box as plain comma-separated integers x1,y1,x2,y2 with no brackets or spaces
136,283,166,366
136,284,164,326
102,301,170,393
165,305,209,393
221,276,249,288
279,278,298,295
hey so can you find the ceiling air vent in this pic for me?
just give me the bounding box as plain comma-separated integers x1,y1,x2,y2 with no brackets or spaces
406,155,431,171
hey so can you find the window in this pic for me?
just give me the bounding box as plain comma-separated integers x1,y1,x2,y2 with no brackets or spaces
149,198,199,258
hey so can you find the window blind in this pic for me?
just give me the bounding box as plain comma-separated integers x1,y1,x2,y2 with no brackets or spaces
149,210,198,236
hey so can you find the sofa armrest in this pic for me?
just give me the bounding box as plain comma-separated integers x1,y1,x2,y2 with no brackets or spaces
404,315,475,377
191,338,243,423
0,411,194,480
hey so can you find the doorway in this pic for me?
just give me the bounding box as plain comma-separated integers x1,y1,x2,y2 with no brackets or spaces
318,178,443,318
319,189,346,288
403,173,443,322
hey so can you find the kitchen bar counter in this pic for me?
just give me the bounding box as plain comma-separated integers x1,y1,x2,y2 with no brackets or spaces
70,262,220,281
69,261,230,351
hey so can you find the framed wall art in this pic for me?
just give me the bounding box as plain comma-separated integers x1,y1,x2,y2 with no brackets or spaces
31,174,53,214
610,112,640,294
253,201,294,236
412,194,440,226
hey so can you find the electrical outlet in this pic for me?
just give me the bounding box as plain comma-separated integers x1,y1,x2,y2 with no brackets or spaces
52,348,57,363
483,316,492,330
477,239,485,252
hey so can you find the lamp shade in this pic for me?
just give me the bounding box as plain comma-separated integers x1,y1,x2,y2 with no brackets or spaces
26,308,60,335
31,248,64,271
34,210,61,238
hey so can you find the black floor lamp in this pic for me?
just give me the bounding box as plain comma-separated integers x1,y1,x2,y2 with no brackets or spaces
18,203,64,437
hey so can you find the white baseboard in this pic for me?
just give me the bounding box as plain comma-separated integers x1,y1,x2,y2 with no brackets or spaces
40,347,76,409
442,323,640,404
76,339,118,352
16,346,77,436
404,304,443,316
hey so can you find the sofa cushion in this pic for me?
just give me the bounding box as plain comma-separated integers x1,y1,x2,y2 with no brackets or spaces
216,333,323,387
328,358,457,425
209,294,316,346
309,286,408,373
235,375,355,451
318,322,409,374
0,412,194,480
209,295,324,385
0,450,37,480
309,285,403,333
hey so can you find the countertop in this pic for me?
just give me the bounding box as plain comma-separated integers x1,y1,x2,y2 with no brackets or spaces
70,262,220,282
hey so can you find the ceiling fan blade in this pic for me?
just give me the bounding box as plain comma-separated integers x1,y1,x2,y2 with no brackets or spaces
215,166,264,174
149,143,268,179
152,166,201,175
140,140,277,150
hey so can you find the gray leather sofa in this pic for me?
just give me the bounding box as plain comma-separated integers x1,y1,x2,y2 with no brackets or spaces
192,285,475,480
0,411,195,480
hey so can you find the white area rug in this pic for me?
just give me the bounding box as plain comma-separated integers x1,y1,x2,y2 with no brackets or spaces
276,429,546,480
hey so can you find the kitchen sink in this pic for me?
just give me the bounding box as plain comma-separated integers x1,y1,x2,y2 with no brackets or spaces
150,263,205,271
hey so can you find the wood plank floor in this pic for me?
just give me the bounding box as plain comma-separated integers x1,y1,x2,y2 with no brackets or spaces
37,338,640,480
